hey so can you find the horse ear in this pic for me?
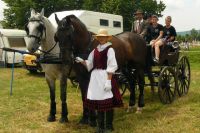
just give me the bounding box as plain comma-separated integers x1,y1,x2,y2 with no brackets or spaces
55,14,59,24
40,8,44,16
30,8,36,17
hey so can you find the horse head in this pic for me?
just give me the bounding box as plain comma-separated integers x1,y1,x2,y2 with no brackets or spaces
25,8,46,53
54,14,76,64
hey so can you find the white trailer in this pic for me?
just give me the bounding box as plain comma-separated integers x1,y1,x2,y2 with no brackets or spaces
48,10,123,35
0,29,28,66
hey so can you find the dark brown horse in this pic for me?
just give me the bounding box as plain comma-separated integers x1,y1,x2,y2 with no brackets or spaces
54,14,148,121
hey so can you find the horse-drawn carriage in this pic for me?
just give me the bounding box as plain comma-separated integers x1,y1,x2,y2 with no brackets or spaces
24,9,190,123
116,41,190,104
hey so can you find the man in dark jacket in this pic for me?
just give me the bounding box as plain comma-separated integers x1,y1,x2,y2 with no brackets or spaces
131,9,148,38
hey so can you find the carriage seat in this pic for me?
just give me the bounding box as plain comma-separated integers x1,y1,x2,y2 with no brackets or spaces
146,41,180,65
166,41,179,49
163,41,180,53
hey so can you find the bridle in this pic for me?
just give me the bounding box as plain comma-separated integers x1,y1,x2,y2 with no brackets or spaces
54,17,94,77
25,18,46,45
55,24,93,61
25,17,59,55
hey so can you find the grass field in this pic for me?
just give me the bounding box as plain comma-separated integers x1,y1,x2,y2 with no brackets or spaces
0,47,200,133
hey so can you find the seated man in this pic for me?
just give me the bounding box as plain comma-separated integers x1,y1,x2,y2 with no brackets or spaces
147,15,164,63
131,9,148,38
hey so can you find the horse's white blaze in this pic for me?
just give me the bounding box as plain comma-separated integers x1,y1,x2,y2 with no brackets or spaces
26,21,41,52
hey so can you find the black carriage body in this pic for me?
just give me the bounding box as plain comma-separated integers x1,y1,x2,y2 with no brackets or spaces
146,44,180,66
117,42,190,104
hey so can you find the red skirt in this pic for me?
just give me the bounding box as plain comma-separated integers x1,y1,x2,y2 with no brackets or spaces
85,77,123,112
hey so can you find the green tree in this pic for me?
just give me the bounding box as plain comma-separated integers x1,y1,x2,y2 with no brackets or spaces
100,0,134,31
176,35,184,42
83,0,165,31
197,31,200,41
82,0,103,11
190,28,198,41
1,0,84,29
140,0,165,17
185,34,192,42
1,0,165,31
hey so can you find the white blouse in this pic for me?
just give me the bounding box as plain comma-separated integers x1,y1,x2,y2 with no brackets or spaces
85,42,118,100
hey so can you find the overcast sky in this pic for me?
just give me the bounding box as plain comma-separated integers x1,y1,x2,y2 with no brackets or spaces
157,0,200,32
0,0,200,32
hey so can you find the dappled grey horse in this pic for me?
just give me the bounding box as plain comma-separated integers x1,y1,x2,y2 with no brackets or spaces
25,9,76,123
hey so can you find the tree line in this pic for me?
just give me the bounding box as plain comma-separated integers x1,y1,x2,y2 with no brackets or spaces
1,0,165,31
176,28,200,43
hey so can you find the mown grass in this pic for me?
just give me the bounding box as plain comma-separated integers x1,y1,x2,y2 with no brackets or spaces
0,47,200,133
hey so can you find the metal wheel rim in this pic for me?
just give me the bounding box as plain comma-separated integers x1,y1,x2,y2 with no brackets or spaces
177,56,190,96
158,67,177,104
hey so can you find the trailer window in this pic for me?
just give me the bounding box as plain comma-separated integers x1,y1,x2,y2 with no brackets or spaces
8,37,26,47
113,21,121,28
100,19,109,26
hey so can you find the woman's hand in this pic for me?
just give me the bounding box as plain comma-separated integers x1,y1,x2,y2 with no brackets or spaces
75,57,84,63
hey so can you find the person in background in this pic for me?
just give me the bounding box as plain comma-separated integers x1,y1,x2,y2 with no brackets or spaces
75,29,123,133
184,40,189,50
148,15,164,63
131,9,148,38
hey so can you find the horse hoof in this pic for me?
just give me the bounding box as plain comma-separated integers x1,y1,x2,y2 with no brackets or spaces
89,120,97,127
47,115,56,122
135,107,142,114
59,117,69,123
126,106,134,113
78,117,89,125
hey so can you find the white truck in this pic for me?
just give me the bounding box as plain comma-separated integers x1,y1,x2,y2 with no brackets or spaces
48,10,123,35
0,29,28,67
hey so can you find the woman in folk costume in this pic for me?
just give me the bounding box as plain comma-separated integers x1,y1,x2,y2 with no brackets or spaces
75,29,123,133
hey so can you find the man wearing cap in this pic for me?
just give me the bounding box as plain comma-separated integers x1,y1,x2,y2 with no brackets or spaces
131,9,148,38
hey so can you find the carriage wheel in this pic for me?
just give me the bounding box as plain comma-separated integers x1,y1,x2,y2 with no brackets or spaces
158,66,177,104
176,56,190,96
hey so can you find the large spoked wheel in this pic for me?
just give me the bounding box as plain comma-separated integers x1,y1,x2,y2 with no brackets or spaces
158,66,177,104
176,56,190,96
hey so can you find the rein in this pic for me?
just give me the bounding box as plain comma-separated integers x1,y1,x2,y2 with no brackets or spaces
37,42,58,55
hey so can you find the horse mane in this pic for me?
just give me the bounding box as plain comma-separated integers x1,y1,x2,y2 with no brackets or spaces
65,15,88,33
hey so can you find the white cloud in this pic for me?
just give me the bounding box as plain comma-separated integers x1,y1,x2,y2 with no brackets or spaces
194,0,200,7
